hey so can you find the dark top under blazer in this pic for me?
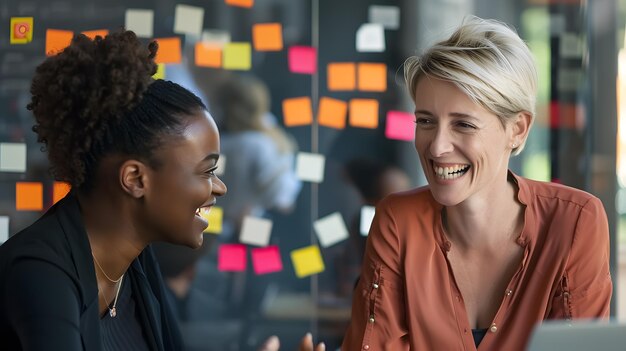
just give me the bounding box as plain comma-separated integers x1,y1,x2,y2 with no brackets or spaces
0,193,183,350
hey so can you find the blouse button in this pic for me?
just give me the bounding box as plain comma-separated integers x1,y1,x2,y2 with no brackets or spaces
505,289,513,296
363,346,370,350
369,315,375,323
444,241,452,251
490,324,498,333
372,283,379,289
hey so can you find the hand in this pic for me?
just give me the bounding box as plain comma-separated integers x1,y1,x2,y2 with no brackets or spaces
258,333,325,351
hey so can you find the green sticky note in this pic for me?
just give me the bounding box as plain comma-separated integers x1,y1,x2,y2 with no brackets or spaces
223,42,251,70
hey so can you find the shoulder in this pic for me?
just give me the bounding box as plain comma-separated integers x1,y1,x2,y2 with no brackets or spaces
518,176,600,209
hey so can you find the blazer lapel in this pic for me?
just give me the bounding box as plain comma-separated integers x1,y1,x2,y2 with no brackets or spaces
130,259,164,351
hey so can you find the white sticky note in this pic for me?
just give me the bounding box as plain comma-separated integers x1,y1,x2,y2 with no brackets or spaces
356,23,385,52
215,155,226,176
368,5,400,30
174,4,204,37
201,29,231,46
125,9,154,38
360,206,375,236
0,142,27,172
560,33,583,59
240,216,273,247
296,152,325,183
0,216,8,243
313,212,349,248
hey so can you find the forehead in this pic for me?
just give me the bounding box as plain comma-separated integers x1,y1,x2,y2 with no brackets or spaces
156,110,219,163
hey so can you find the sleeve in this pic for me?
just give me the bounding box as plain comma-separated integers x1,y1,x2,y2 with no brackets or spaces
549,196,612,319
341,197,409,350
6,258,83,350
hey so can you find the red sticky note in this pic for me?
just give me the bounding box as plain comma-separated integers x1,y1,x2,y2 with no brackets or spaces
16,182,43,211
327,62,356,91
349,99,379,129
81,30,109,40
317,97,347,129
288,46,317,74
283,97,313,126
154,37,182,64
195,43,222,68
225,0,254,8
251,246,283,275
46,29,73,56
357,62,387,92
218,244,247,272
53,181,72,205
385,111,415,141
253,23,283,51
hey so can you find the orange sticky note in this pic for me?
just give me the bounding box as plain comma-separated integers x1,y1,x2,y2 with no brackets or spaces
358,63,387,92
327,62,356,91
283,97,313,127
46,29,73,56
81,30,109,40
225,0,254,8
10,17,33,44
253,23,283,51
53,181,71,205
16,182,43,211
154,37,182,64
349,99,379,129
195,43,222,67
317,97,347,129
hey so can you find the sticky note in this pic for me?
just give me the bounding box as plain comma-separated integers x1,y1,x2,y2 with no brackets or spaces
218,244,247,272
251,246,283,275
174,4,204,37
0,142,27,172
253,23,283,51
225,0,254,8
201,206,223,234
385,110,415,141
357,63,387,92
195,43,222,68
560,33,583,59
154,37,182,64
53,182,71,205
223,42,251,70
360,206,375,236
16,182,43,211
356,23,385,52
288,46,317,74
153,63,166,80
313,212,349,248
202,29,231,46
10,17,33,44
327,63,356,91
0,216,8,244
349,99,379,129
368,5,400,29
81,30,108,40
291,245,325,278
296,152,325,183
125,9,154,38
215,155,226,176
317,97,347,129
240,216,273,246
46,29,73,56
282,97,313,126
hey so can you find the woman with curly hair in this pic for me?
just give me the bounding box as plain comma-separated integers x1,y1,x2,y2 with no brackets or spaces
0,31,323,351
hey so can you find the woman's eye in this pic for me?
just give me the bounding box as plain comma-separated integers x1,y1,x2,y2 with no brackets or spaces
205,167,217,176
457,122,476,129
415,117,433,125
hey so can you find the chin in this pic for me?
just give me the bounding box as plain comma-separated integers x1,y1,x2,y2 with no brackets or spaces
431,192,464,207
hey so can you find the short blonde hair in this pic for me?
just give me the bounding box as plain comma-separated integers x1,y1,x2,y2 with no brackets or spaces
404,16,537,155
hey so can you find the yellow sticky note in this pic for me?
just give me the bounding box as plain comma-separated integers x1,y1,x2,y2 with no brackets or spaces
201,206,223,234
327,62,356,91
46,29,73,56
225,0,254,8
195,43,222,68
10,17,33,44
349,99,379,129
253,23,283,51
358,63,387,92
317,97,347,129
53,182,71,205
282,97,313,127
16,182,43,211
223,42,251,70
152,63,166,80
81,30,109,40
154,37,182,64
291,245,325,278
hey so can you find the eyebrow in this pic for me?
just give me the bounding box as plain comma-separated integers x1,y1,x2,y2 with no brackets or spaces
201,153,220,163
414,110,479,120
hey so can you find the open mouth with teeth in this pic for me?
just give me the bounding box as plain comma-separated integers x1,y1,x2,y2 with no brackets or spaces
195,207,212,218
433,163,470,180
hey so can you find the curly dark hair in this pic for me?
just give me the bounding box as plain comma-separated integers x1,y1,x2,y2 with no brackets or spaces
28,30,206,191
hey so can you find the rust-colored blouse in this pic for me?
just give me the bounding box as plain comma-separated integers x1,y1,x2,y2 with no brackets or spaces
342,173,612,351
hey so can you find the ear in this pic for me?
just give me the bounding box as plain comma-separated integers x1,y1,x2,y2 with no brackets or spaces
119,160,149,198
508,111,532,148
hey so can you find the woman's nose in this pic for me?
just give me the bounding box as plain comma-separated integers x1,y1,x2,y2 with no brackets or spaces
429,128,454,157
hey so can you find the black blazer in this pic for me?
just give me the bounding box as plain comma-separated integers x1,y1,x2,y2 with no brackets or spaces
0,194,183,350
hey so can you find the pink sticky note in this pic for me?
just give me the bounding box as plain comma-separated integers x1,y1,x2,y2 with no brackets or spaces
288,46,316,74
218,244,247,272
251,246,283,275
385,110,415,141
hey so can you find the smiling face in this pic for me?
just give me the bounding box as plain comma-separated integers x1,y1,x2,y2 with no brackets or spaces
140,109,227,248
413,77,518,207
